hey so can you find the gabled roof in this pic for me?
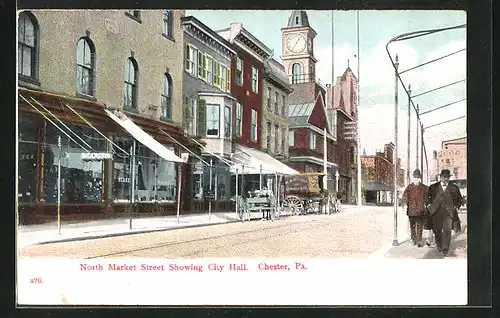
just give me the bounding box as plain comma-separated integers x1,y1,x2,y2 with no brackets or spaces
288,92,330,134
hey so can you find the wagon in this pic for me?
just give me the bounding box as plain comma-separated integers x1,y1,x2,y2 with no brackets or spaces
281,173,336,215
235,189,277,221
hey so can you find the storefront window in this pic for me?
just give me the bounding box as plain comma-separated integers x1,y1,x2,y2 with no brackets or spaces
214,160,230,200
112,135,133,201
43,122,106,203
112,135,177,202
18,114,40,203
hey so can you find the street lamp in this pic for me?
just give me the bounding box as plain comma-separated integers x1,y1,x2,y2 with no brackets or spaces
392,54,399,246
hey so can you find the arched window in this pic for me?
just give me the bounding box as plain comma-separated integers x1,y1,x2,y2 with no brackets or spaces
292,63,301,84
295,16,299,24
163,10,173,38
161,73,172,120
76,37,95,96
124,58,138,108
18,11,38,79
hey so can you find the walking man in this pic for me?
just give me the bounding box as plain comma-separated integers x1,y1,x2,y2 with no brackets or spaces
426,169,463,256
402,169,428,247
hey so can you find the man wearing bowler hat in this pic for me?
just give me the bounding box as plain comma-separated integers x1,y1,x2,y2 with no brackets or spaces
426,169,463,256
402,169,428,247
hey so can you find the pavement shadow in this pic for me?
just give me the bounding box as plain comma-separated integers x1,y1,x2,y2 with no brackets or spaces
422,236,467,259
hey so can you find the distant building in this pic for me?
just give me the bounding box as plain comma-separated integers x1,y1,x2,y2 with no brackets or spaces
326,65,359,204
432,137,467,182
361,143,405,204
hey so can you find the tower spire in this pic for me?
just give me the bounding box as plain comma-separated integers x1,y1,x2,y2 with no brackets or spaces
287,10,310,27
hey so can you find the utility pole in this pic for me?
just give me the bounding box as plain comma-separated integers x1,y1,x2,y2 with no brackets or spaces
356,10,362,206
420,124,424,179
392,54,399,246
57,135,62,235
416,104,419,170
407,84,411,184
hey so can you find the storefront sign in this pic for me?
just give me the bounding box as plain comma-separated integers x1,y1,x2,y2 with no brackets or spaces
81,152,113,161
19,154,36,160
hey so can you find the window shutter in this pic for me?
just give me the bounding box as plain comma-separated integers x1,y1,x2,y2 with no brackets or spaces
197,99,206,137
226,68,231,91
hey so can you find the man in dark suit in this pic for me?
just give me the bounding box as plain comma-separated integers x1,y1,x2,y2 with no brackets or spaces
425,169,463,256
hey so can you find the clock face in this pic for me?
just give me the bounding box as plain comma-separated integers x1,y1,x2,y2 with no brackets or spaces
286,34,307,53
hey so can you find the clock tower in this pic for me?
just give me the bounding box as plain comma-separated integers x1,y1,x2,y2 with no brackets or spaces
281,10,317,84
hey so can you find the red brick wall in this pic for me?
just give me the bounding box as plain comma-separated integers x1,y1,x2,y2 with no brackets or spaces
231,49,264,149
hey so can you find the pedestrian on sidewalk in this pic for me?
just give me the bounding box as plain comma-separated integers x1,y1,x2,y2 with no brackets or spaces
401,169,428,247
425,169,463,257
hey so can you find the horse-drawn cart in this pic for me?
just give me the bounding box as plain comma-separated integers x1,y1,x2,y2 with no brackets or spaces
281,173,336,215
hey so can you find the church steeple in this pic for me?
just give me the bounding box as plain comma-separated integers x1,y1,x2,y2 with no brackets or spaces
287,10,310,27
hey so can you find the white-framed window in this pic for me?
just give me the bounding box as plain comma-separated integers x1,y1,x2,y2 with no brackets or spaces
163,10,173,38
292,63,301,84
281,94,286,116
76,37,95,96
206,56,213,85
289,130,294,146
236,56,243,86
274,124,280,153
275,92,279,113
213,60,221,88
185,45,197,76
197,51,206,80
224,106,231,138
225,67,231,92
251,109,257,142
236,102,242,137
161,73,172,120
183,96,196,136
309,131,316,150
221,65,227,92
251,66,259,93
282,128,287,153
206,104,220,137
266,87,271,109
18,12,39,79
124,57,138,109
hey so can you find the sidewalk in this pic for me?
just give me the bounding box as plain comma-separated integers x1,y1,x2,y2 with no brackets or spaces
17,212,242,247
368,210,467,259
17,204,379,248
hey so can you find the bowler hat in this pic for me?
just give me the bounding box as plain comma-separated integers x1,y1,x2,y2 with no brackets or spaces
440,169,451,177
412,169,421,178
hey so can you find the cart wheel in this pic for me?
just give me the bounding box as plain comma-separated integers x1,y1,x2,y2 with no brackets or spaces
282,196,303,215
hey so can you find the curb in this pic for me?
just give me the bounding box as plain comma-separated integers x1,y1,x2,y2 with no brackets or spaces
34,218,240,245
366,237,410,259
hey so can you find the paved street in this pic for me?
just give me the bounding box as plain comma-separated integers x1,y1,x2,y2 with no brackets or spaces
18,206,467,259
20,206,402,259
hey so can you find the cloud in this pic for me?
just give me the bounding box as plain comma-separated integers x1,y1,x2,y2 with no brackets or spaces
354,38,466,181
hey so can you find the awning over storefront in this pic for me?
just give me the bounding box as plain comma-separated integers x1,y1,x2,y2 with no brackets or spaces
230,144,299,175
104,109,184,163
364,180,393,192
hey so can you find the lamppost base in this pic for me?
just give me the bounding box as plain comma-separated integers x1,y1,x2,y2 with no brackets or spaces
392,239,400,246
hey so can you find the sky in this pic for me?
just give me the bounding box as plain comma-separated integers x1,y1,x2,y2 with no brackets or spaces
186,10,467,177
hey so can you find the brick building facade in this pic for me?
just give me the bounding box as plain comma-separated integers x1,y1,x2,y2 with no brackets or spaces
431,136,467,182
361,143,405,204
